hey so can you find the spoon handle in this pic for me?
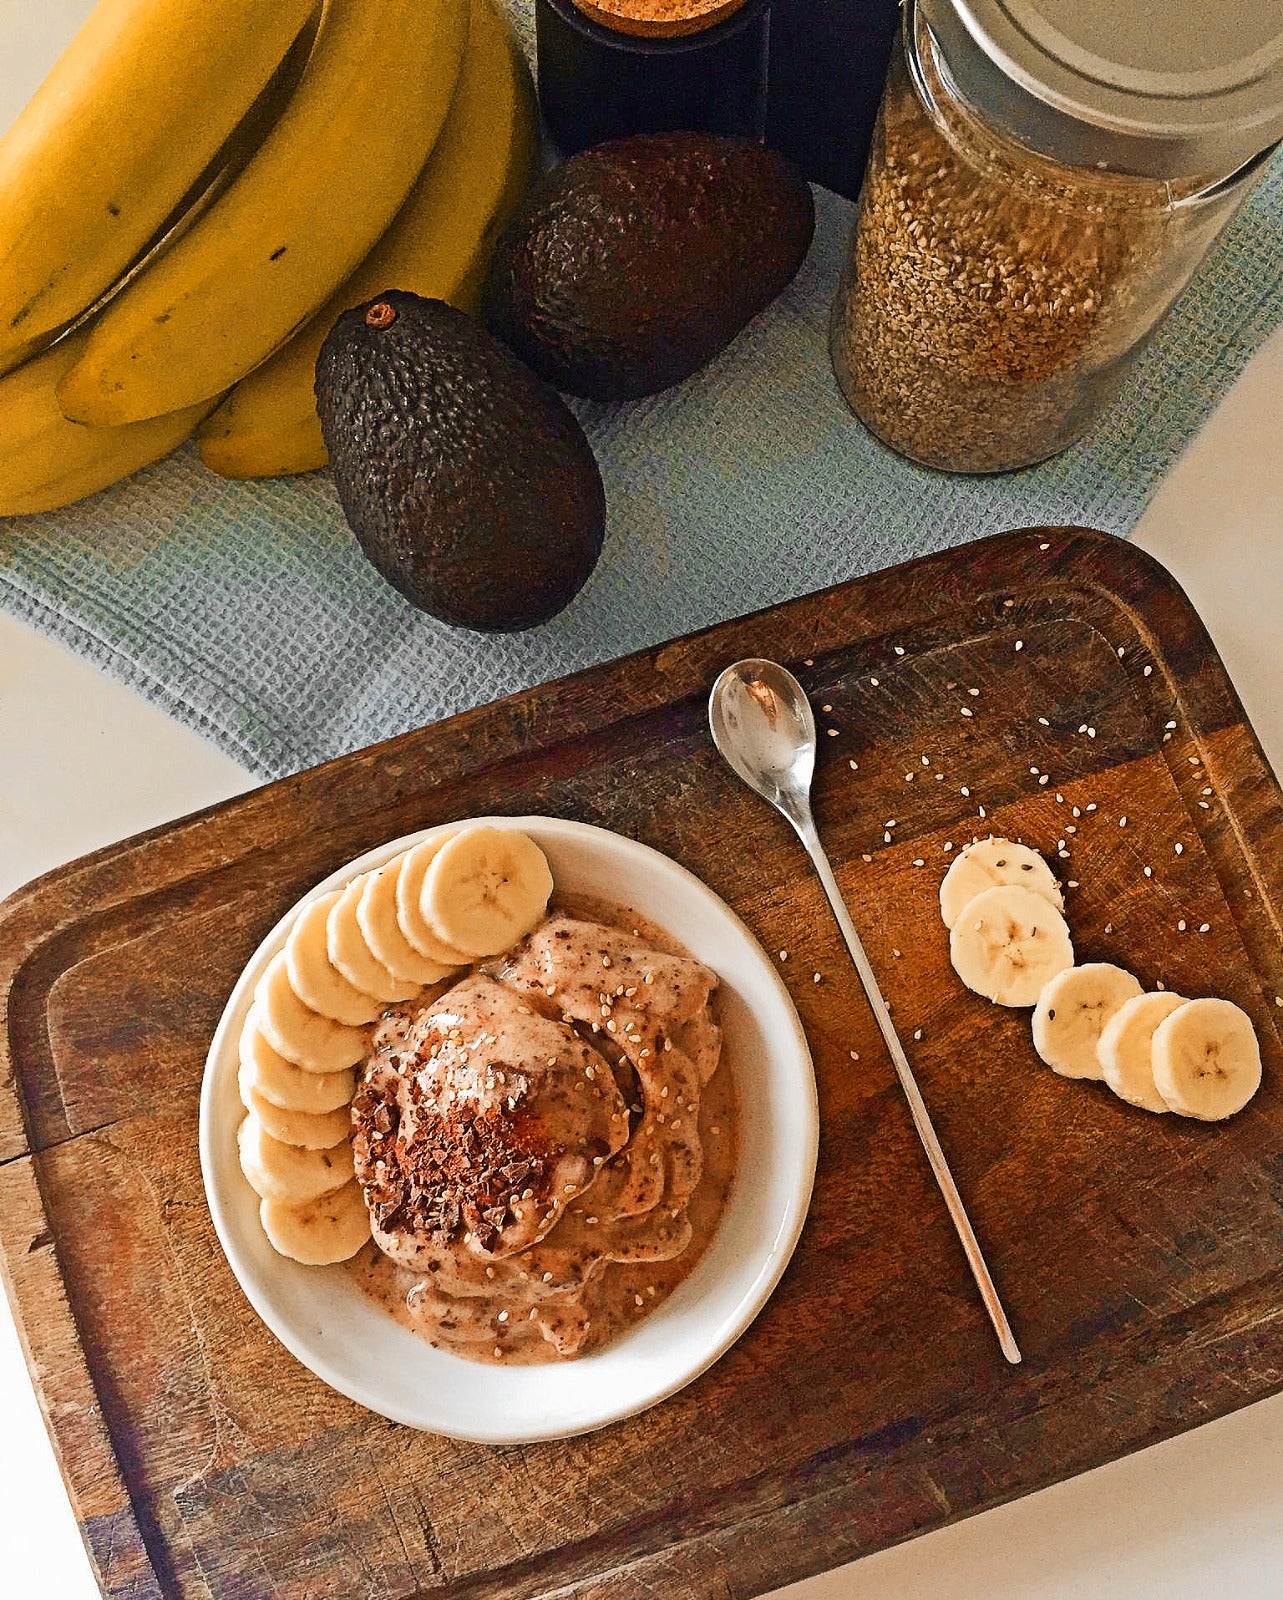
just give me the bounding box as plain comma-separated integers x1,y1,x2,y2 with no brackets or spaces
795,815,1022,1366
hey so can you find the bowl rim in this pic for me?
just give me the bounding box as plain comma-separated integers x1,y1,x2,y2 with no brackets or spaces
199,814,818,1442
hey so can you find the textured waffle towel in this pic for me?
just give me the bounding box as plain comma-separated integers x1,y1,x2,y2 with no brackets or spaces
1,10,1280,779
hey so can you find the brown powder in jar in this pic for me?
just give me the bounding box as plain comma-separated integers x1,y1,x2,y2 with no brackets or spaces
830,38,1187,473
567,0,751,40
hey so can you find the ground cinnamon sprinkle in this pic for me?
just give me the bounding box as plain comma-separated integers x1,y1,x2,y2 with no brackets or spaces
567,0,751,40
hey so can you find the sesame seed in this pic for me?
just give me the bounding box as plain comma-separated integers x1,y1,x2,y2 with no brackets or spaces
895,645,906,655
1165,720,1176,730
1086,803,1096,812
870,676,880,686
1199,800,1210,809
1174,843,1184,855
892,948,902,958
979,805,987,818
1040,542,1050,551
1104,923,1114,933
913,858,925,867
944,840,953,851
813,972,822,984
1078,724,1088,734
1178,919,1186,931
1015,640,1024,651
913,1029,922,1041
968,687,980,696
1199,923,1210,933
862,853,873,862
1144,665,1153,676
884,831,892,844
822,703,832,713
1039,775,1049,785
1037,716,1049,726
960,706,974,717
1143,866,1153,878
1189,756,1201,766
961,786,970,796
779,949,789,961
1117,646,1125,657
1087,727,1096,739
827,728,839,738
497,1310,509,1322
1119,816,1128,827
849,759,859,771
1067,880,1079,888
804,657,814,666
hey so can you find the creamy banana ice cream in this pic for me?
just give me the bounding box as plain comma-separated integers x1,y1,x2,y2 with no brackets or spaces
349,906,736,1362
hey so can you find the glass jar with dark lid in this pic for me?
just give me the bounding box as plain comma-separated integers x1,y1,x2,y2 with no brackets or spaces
830,0,1283,473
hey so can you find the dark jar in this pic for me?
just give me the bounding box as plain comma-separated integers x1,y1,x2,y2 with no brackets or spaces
535,0,770,156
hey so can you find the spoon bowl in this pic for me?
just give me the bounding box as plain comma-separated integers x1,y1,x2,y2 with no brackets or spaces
708,659,817,826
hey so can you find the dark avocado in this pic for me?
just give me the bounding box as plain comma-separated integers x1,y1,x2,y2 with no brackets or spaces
315,291,605,632
481,131,815,402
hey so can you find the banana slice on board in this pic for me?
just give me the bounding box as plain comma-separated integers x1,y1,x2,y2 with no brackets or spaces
327,876,419,1002
285,893,385,1026
949,884,1074,1007
238,1070,352,1150
1098,991,1188,1112
356,857,458,985
237,1113,354,1205
239,1007,355,1114
422,826,554,958
255,951,368,1073
396,837,475,964
939,837,1064,930
1151,997,1262,1121
260,1181,371,1266
1032,963,1144,1079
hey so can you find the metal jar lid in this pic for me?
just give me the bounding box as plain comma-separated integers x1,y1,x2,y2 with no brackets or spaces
920,0,1283,178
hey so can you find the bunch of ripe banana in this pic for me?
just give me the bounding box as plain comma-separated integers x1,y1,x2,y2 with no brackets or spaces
0,0,536,515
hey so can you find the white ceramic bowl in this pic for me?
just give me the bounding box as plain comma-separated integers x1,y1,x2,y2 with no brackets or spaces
200,815,817,1443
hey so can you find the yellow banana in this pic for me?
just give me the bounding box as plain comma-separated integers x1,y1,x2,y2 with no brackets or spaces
0,0,317,374
0,331,212,518
198,0,536,480
57,0,471,428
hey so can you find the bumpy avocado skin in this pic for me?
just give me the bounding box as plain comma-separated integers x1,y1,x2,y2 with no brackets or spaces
482,132,816,402
315,292,605,632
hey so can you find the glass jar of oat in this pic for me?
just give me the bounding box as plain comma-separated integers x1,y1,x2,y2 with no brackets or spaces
830,0,1283,473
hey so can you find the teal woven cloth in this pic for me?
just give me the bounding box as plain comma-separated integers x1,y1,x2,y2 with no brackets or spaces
1,22,1280,778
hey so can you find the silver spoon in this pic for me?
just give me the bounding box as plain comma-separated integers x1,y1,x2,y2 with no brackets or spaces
709,657,1021,1365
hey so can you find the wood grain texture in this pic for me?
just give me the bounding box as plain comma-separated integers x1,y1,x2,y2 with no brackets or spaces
2,527,1282,1600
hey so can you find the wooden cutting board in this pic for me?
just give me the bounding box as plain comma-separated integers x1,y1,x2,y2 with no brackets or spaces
2,527,1282,1600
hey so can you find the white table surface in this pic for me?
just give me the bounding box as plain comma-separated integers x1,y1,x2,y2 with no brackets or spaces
4,9,1283,1599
